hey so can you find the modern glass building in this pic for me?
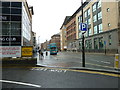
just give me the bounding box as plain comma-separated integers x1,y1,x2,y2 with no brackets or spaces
0,0,34,46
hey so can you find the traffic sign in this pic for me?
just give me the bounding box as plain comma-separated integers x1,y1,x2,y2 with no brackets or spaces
80,23,88,31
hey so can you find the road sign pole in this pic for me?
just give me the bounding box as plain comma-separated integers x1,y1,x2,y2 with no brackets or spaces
82,33,85,67
81,0,85,67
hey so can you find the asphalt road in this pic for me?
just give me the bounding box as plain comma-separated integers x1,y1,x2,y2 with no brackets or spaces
2,67,120,88
37,51,116,71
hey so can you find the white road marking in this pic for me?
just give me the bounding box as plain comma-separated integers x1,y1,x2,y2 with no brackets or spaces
31,67,66,73
0,80,41,88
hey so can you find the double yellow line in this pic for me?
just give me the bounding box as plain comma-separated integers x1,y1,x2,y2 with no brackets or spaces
2,66,120,77
31,67,120,78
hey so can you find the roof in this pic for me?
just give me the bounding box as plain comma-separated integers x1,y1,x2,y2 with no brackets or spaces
66,0,90,24
60,16,71,29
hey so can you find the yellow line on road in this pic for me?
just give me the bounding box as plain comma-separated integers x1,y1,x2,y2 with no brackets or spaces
32,67,120,78
2,66,120,77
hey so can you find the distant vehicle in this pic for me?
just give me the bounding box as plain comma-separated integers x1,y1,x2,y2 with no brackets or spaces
49,43,58,55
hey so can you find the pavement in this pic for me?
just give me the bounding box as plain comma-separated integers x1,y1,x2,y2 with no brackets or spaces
34,51,120,74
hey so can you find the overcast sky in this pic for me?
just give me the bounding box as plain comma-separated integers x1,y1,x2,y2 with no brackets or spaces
27,0,83,44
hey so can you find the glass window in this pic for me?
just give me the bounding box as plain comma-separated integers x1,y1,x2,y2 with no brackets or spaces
98,24,103,33
11,15,21,21
11,22,21,29
2,22,10,28
11,8,22,14
85,40,89,49
84,11,87,18
93,15,97,22
85,20,87,24
0,8,2,14
94,38,98,49
99,37,103,49
2,8,10,14
109,35,112,45
108,23,111,27
88,8,90,16
92,3,96,12
98,12,102,20
107,8,110,12
11,2,22,8
2,2,10,7
2,28,10,35
88,28,92,36
88,18,91,25
88,39,92,49
78,16,82,22
97,0,101,9
94,25,97,34
11,28,21,35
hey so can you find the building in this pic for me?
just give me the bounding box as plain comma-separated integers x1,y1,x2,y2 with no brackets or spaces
41,40,49,51
60,16,70,51
0,0,34,46
50,33,61,51
77,0,120,53
64,0,120,53
31,31,37,51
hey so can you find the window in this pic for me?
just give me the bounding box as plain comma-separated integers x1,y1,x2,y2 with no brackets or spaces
88,8,90,16
0,8,1,14
11,8,22,14
11,28,21,35
88,28,92,36
99,37,103,49
92,3,96,12
85,40,89,49
2,8,10,14
94,25,97,34
107,8,110,12
94,38,98,49
88,39,92,49
97,0,101,9
2,28,10,35
85,39,92,49
11,2,22,8
2,22,10,29
78,16,82,22
85,20,87,24
98,24,103,33
108,23,111,27
98,12,102,20
93,15,97,22
84,11,87,18
88,18,91,25
11,22,21,29
109,35,112,45
85,31,88,37
11,15,21,21
2,2,10,7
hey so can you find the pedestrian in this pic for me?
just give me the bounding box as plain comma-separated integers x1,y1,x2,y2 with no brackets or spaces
46,51,48,56
40,51,44,59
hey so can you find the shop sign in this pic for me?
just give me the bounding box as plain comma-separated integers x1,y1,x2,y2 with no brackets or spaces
22,46,33,57
0,46,21,57
0,16,7,20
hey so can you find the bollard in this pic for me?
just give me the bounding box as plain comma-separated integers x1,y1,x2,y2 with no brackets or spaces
114,54,119,69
